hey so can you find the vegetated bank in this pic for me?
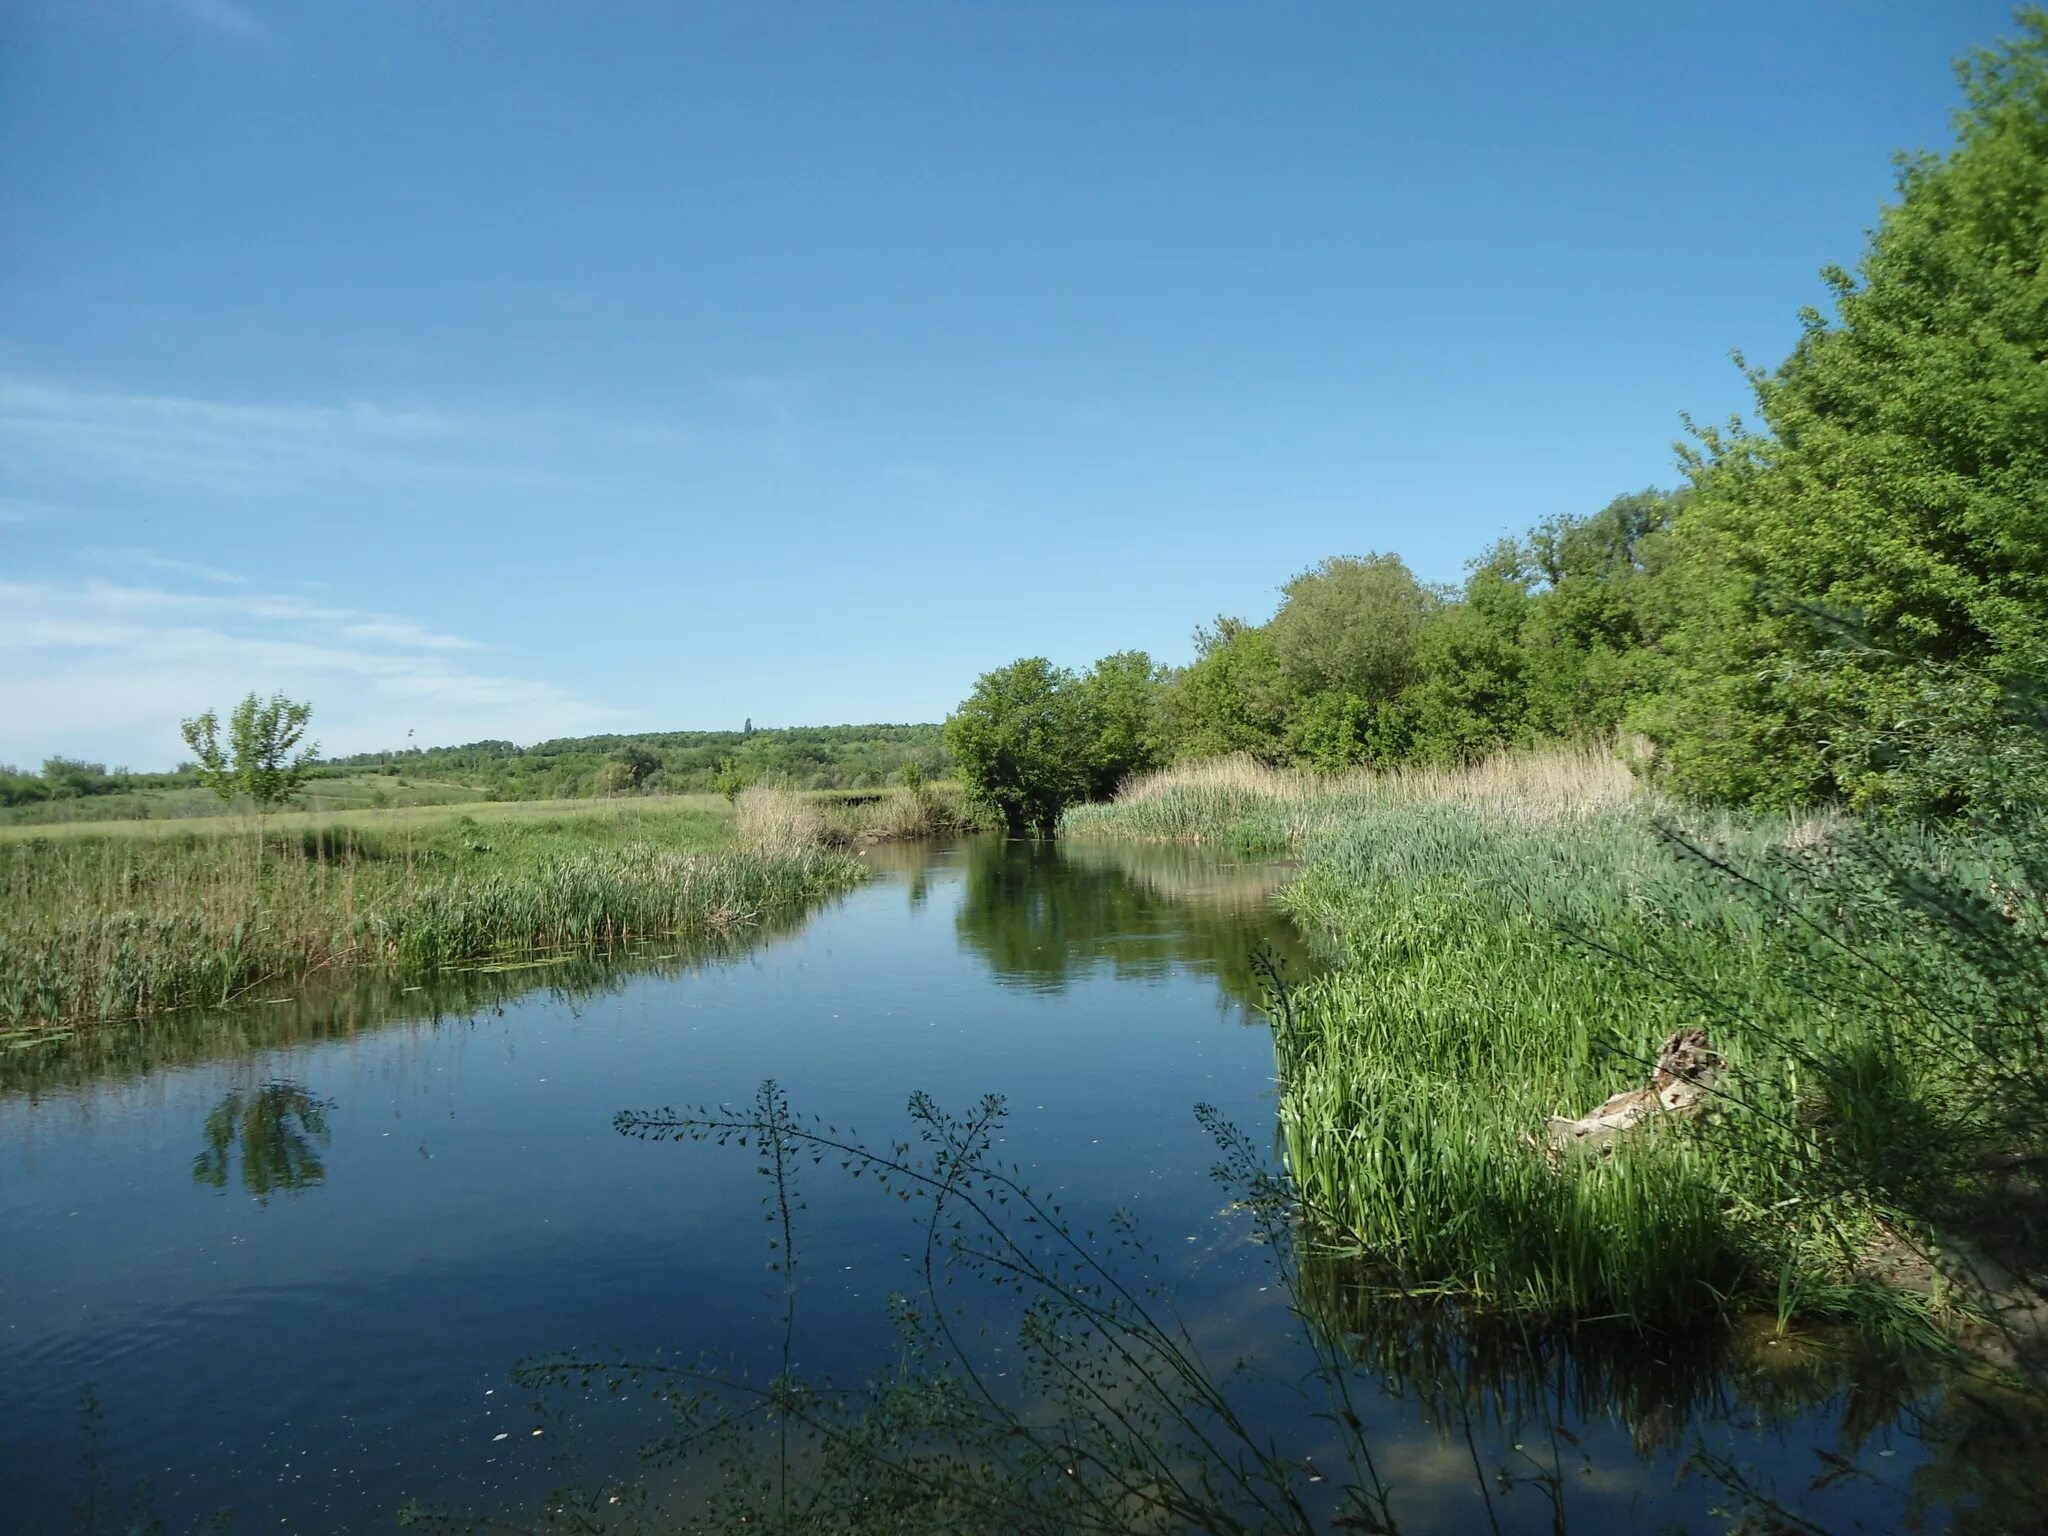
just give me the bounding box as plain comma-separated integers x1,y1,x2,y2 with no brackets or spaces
1,722,952,827
0,784,982,1034
1064,747,2048,1343
946,18,2048,847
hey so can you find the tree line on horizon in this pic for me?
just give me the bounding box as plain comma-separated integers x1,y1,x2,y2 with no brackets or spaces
0,722,949,821
948,13,2048,834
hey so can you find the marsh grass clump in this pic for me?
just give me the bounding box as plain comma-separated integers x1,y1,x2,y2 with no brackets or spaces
1070,745,2048,1334
735,784,831,854
753,782,992,846
1061,741,1644,850
1264,813,1756,1324
1266,794,2048,1333
0,800,864,1031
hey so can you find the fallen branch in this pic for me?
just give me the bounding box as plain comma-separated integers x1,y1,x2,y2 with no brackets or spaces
1545,1029,1720,1153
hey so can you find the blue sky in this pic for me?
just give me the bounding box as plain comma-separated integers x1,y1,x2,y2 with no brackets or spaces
0,0,2022,769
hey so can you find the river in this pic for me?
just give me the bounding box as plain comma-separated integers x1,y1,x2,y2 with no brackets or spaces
0,837,2024,1532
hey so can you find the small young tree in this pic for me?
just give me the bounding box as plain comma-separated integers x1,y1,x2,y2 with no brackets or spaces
180,692,319,812
712,756,749,804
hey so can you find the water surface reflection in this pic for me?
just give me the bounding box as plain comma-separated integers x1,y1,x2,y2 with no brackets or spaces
4,837,2037,1534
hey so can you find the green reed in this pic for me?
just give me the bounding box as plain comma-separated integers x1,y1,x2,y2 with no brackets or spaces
0,801,867,1030
1072,750,2048,1333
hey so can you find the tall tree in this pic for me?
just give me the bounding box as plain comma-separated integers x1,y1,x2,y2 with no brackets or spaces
1155,621,1290,761
1518,489,1679,741
1408,547,1532,764
945,658,1093,835
1265,554,1433,705
1074,650,1163,799
1650,14,2048,810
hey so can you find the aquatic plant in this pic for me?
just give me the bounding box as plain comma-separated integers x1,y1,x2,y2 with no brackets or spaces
1060,741,1646,850
1067,742,2048,1335
0,803,865,1030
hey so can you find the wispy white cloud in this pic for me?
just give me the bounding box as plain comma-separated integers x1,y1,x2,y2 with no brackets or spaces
84,547,247,585
171,0,268,42
0,578,624,768
0,496,60,525
0,373,690,501
335,617,485,652
59,580,489,653
0,375,484,495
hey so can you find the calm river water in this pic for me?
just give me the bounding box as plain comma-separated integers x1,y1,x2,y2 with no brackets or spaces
1,837,2029,1532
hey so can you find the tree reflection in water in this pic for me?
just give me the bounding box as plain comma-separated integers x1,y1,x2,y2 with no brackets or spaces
191,1082,333,1202
951,835,1319,1013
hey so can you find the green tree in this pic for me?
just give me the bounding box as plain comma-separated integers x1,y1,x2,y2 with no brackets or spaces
179,692,318,811
944,658,1092,835
1266,553,1433,704
603,742,661,793
1407,550,1532,764
39,756,109,799
1075,650,1163,799
1649,14,2048,812
1513,489,1679,742
712,756,749,804
1156,620,1290,760
1283,690,1378,771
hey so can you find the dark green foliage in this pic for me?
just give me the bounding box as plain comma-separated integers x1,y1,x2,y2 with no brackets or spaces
1266,553,1432,704
41,756,114,799
945,654,1169,834
324,723,950,801
943,658,1093,835
1133,491,1680,776
1650,14,2048,812
1405,551,1530,765
604,743,662,793
1071,649,1164,798
1157,619,1290,760
961,17,2048,820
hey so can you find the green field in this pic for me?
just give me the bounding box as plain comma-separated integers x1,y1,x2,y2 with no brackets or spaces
2,722,951,828
0,786,726,841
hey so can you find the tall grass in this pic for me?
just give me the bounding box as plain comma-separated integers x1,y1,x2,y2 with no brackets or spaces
1070,746,2045,1333
1266,806,1768,1324
0,801,865,1032
745,782,992,848
1061,741,1648,849
735,784,831,853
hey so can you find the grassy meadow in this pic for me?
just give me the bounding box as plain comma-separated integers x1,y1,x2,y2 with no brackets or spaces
0,770,499,827
0,785,981,1034
1064,748,2048,1337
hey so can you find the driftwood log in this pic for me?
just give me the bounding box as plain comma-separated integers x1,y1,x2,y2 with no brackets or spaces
1545,1029,1720,1153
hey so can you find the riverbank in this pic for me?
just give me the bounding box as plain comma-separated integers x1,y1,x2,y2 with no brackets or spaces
0,787,984,1032
1064,749,2048,1343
